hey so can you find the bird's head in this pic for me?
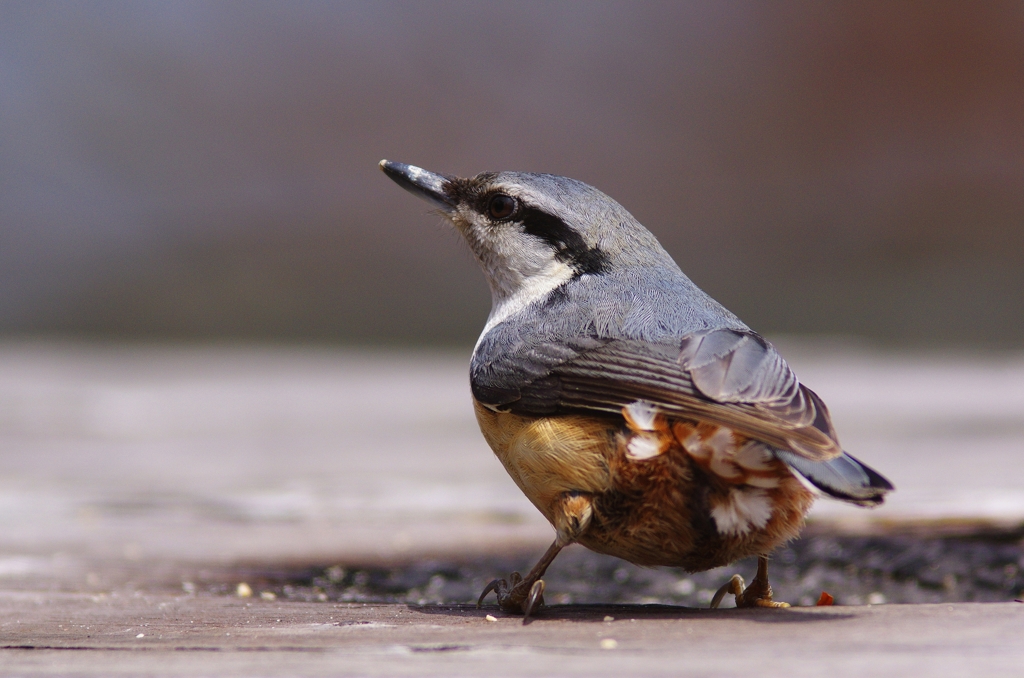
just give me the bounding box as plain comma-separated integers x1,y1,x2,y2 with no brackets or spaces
379,160,675,313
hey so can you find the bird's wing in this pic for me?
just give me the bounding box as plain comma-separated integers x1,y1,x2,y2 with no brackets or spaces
475,328,841,461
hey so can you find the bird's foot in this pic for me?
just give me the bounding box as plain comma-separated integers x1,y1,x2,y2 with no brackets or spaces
477,572,546,619
477,539,564,622
709,573,789,608
709,555,790,609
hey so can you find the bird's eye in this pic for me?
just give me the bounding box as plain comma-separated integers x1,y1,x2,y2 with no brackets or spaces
486,194,517,220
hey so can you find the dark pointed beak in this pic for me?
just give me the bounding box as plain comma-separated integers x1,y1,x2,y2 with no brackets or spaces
379,160,455,211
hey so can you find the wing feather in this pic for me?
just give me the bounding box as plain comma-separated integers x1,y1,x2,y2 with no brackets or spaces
474,328,842,461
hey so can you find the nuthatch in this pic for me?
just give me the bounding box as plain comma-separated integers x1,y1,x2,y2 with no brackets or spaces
380,160,892,618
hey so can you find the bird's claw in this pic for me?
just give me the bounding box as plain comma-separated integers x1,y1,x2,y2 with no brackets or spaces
477,572,546,621
710,565,790,609
523,579,546,620
710,574,743,609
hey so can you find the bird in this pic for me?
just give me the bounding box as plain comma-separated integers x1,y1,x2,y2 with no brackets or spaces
379,160,893,618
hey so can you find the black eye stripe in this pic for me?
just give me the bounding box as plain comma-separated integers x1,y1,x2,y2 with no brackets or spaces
518,206,609,276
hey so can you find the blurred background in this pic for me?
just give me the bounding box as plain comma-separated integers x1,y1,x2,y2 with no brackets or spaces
2,1,1022,347
1,2,1024,614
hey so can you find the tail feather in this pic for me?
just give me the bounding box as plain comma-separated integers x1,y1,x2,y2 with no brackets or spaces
775,449,893,507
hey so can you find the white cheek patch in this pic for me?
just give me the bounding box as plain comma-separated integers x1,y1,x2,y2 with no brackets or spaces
710,488,774,536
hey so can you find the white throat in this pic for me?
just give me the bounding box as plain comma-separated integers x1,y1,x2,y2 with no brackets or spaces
474,258,575,351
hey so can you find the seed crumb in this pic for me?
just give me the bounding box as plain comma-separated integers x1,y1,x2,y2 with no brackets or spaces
600,638,618,650
603,615,615,622
485,614,497,622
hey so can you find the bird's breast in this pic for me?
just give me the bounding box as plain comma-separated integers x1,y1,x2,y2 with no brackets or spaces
473,400,616,525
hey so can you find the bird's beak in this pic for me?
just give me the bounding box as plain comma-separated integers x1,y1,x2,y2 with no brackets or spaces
379,160,455,212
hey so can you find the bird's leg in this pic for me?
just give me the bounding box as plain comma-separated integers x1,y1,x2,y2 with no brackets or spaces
710,554,790,609
478,491,593,621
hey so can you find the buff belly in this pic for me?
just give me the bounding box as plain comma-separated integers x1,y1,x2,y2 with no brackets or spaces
473,400,816,572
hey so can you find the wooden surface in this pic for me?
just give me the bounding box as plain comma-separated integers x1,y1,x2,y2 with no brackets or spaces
1,342,1023,676
3,594,1023,676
